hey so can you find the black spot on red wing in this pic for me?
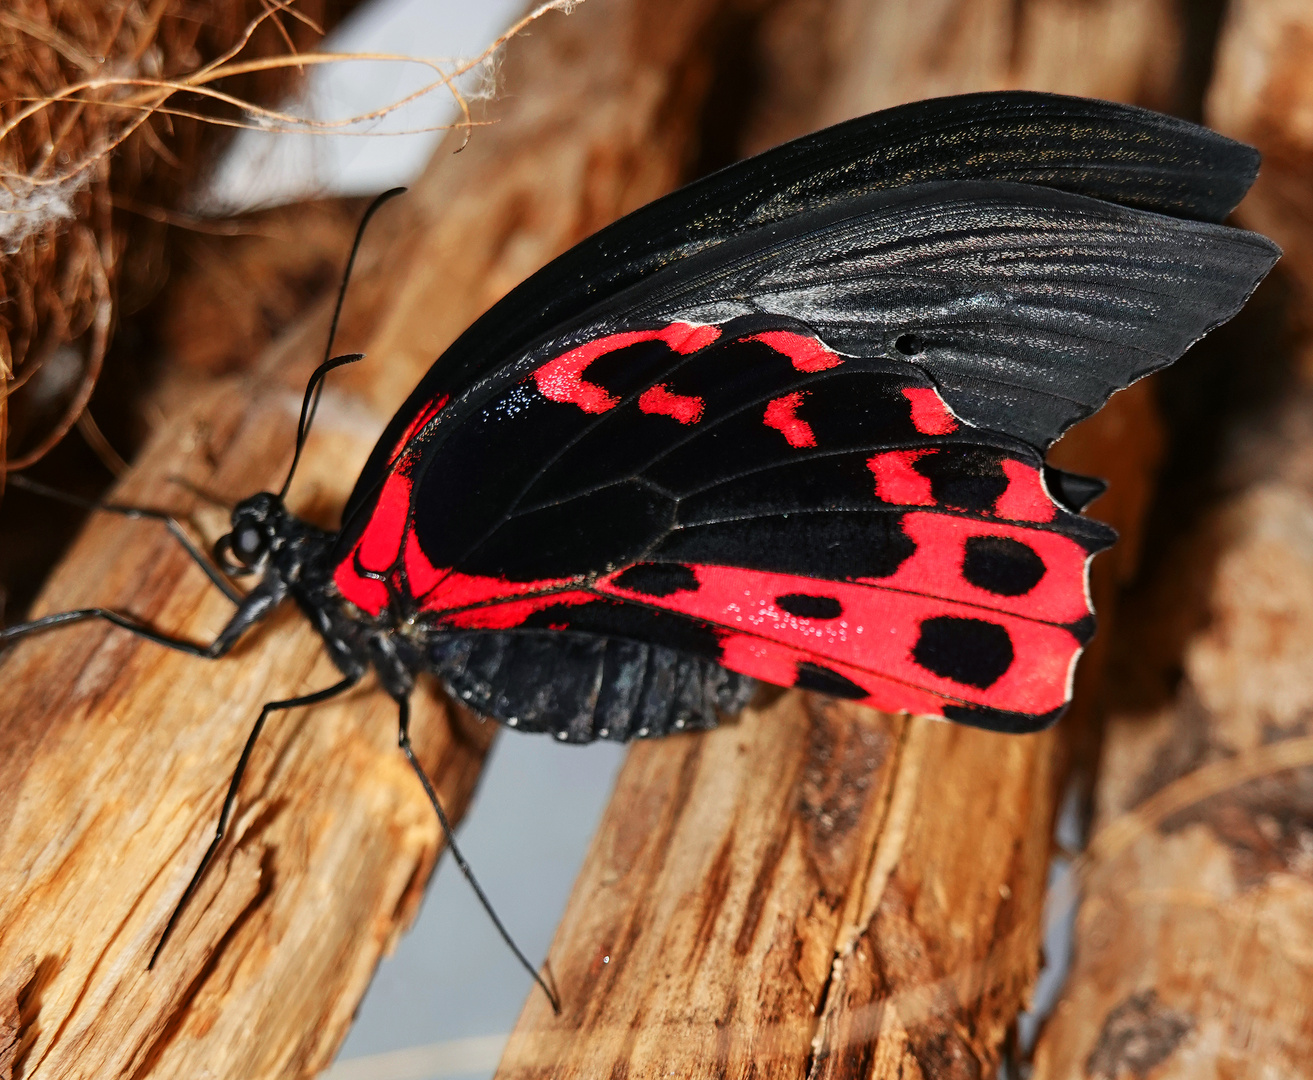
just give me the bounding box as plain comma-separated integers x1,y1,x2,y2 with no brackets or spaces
912,616,1014,689
961,536,1047,596
942,701,1066,734
612,562,699,597
913,449,1008,511
775,593,843,619
793,661,867,699
1067,613,1096,645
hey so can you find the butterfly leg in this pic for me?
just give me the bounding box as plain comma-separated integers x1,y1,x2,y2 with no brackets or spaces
10,475,244,603
394,696,561,1013
149,675,358,967
0,576,285,659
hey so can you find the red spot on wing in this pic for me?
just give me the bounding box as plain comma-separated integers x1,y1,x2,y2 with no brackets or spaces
337,569,388,615
902,387,958,435
441,590,595,629
390,393,448,459
532,322,720,413
597,564,1081,715
534,351,621,414
639,384,704,424
717,632,798,687
404,532,445,597
994,459,1057,523
356,474,410,572
334,389,456,617
868,449,935,506
419,570,579,612
746,330,843,372
666,323,721,353
334,467,417,616
871,512,1090,624
764,392,817,448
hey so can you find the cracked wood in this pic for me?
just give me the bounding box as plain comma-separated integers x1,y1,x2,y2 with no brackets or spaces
0,0,755,1075
1034,5,1313,1072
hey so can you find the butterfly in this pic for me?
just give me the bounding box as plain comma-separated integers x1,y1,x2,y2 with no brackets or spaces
2,91,1279,999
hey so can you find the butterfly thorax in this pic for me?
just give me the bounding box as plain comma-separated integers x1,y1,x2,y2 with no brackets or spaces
219,492,418,699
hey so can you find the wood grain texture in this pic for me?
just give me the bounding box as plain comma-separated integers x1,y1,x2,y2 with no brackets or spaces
495,1,1185,1077
1032,7,1313,1074
1207,0,1313,300
1031,467,1313,1079
0,0,757,1075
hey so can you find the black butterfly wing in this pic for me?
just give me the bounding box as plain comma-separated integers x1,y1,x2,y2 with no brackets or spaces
585,179,1280,447
330,94,1277,742
341,90,1261,527
330,183,1274,739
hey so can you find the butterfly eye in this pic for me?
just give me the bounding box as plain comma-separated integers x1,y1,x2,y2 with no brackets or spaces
233,525,265,564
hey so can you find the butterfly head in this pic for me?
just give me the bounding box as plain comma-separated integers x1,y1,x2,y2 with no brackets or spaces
215,492,288,576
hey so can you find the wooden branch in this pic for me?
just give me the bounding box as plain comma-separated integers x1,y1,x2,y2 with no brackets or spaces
1031,474,1313,1078
1032,5,1313,1074
0,1,757,1076
1206,0,1313,306
495,1,1188,1076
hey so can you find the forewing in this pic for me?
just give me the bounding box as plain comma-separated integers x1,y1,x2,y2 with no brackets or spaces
342,91,1261,526
611,181,1280,447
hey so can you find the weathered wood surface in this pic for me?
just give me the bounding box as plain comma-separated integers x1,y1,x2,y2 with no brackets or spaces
1031,460,1313,1079
1032,3,1313,1074
1206,0,1313,303
0,1,758,1075
495,1,1191,1077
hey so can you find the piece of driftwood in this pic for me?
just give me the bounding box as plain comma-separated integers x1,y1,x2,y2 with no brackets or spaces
1032,3,1313,1074
0,1,765,1075
494,1,1193,1077
1031,472,1313,1080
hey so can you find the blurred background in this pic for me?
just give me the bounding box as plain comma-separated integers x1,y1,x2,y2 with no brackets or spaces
4,0,1313,1077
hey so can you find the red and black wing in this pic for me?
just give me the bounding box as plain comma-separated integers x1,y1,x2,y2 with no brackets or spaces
331,100,1278,741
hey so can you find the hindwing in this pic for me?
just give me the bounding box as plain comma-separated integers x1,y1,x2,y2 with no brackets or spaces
334,320,1114,734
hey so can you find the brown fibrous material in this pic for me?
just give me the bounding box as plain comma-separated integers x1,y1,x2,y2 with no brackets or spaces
0,1,370,483
0,1,585,487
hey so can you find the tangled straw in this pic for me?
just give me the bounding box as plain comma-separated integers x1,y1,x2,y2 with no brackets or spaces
0,0,582,476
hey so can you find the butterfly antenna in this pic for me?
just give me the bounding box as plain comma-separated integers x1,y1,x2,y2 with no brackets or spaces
278,352,365,499
278,186,407,500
